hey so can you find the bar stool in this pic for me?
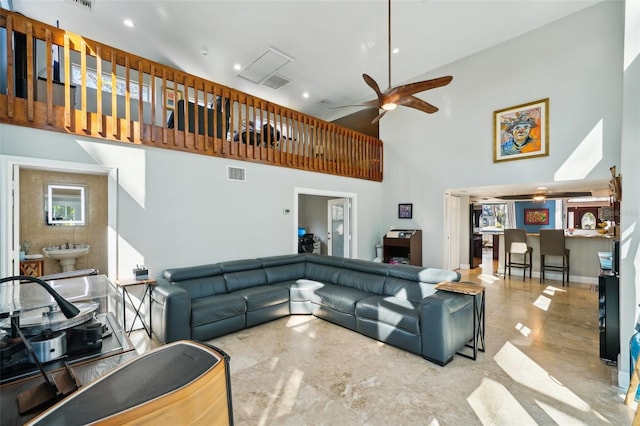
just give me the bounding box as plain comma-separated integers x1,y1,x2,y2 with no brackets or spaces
504,228,533,281
539,229,570,286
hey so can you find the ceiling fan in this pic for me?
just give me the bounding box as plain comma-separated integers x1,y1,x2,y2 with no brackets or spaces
355,0,453,124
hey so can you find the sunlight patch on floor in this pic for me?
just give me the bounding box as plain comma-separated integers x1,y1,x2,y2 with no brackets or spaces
495,341,604,418
467,377,537,425
533,294,551,311
477,273,500,284
515,322,532,337
543,286,567,296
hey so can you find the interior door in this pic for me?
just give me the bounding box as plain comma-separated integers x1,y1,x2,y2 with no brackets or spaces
327,198,350,258
11,164,20,276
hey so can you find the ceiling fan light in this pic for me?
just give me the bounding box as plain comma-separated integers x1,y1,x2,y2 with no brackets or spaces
382,102,397,111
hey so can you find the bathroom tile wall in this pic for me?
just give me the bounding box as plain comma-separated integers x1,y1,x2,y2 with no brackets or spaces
20,169,108,276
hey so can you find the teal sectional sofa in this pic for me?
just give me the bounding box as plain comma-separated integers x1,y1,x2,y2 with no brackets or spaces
150,254,475,365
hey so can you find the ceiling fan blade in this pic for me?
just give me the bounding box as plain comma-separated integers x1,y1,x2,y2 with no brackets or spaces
363,74,384,105
390,76,453,98
398,96,439,114
371,110,387,124
330,99,380,109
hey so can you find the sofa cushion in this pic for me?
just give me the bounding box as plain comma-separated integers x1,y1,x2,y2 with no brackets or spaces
264,263,306,285
224,268,268,292
356,295,421,335
259,254,307,268
337,270,385,295
191,294,246,327
174,275,227,299
232,286,290,311
163,264,221,281
313,283,371,314
218,258,263,273
305,263,342,284
383,276,436,303
342,258,389,276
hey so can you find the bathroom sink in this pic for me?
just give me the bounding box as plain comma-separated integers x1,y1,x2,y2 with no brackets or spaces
43,245,90,272
44,245,90,260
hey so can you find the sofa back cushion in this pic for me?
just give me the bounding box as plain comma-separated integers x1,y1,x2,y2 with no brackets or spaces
383,276,437,302
342,258,389,276
163,264,226,298
224,269,268,292
264,263,306,284
337,270,385,294
305,262,341,284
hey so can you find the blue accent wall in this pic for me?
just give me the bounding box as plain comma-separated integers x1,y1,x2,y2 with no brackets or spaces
515,201,555,233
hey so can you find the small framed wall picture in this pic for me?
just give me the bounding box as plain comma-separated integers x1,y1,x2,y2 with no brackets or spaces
398,203,413,219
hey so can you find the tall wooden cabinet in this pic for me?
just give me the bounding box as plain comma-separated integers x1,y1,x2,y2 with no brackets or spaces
383,229,422,266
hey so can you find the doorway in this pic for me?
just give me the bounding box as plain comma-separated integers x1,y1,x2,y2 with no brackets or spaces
0,155,117,278
294,188,356,259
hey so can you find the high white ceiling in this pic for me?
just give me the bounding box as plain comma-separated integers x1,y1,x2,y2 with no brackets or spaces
10,0,600,122
8,0,610,200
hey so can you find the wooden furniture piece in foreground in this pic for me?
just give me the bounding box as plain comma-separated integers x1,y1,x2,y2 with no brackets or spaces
27,341,233,425
435,281,486,361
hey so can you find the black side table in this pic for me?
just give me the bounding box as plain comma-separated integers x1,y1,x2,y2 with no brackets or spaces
114,278,157,337
435,281,486,360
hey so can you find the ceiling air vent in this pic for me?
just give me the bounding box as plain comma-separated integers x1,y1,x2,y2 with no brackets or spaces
227,166,246,182
263,74,291,90
65,0,94,11
237,47,294,85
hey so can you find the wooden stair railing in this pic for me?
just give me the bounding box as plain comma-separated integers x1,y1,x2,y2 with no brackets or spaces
0,8,383,181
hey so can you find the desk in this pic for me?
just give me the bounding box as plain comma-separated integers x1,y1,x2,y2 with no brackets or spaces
435,281,486,360
114,278,156,337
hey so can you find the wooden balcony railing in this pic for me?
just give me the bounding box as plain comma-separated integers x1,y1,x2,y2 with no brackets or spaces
0,9,383,181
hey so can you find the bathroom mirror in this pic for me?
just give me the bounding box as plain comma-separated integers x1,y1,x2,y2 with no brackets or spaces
46,184,86,226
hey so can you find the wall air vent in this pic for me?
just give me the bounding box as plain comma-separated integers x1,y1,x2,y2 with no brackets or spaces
227,166,246,182
237,47,294,85
65,0,94,11
262,74,291,90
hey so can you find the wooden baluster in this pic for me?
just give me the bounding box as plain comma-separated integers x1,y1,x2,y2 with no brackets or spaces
26,22,34,121
110,50,117,137
174,79,181,147
45,30,53,125
124,57,131,140
150,65,156,142
96,45,103,135
64,34,72,129
80,39,87,131
162,72,168,145
138,60,143,143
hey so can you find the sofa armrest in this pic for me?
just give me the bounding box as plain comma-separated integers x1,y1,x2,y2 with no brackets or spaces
150,278,191,344
420,291,474,366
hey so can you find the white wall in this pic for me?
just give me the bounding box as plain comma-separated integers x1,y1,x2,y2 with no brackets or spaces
380,1,624,268
618,0,640,391
0,124,383,280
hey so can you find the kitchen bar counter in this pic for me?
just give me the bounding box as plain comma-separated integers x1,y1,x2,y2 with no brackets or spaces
497,232,614,284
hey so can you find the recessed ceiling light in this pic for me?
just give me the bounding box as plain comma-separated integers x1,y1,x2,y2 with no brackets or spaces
123,18,134,28
392,48,399,54
302,92,310,99
233,63,242,71
537,186,548,190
